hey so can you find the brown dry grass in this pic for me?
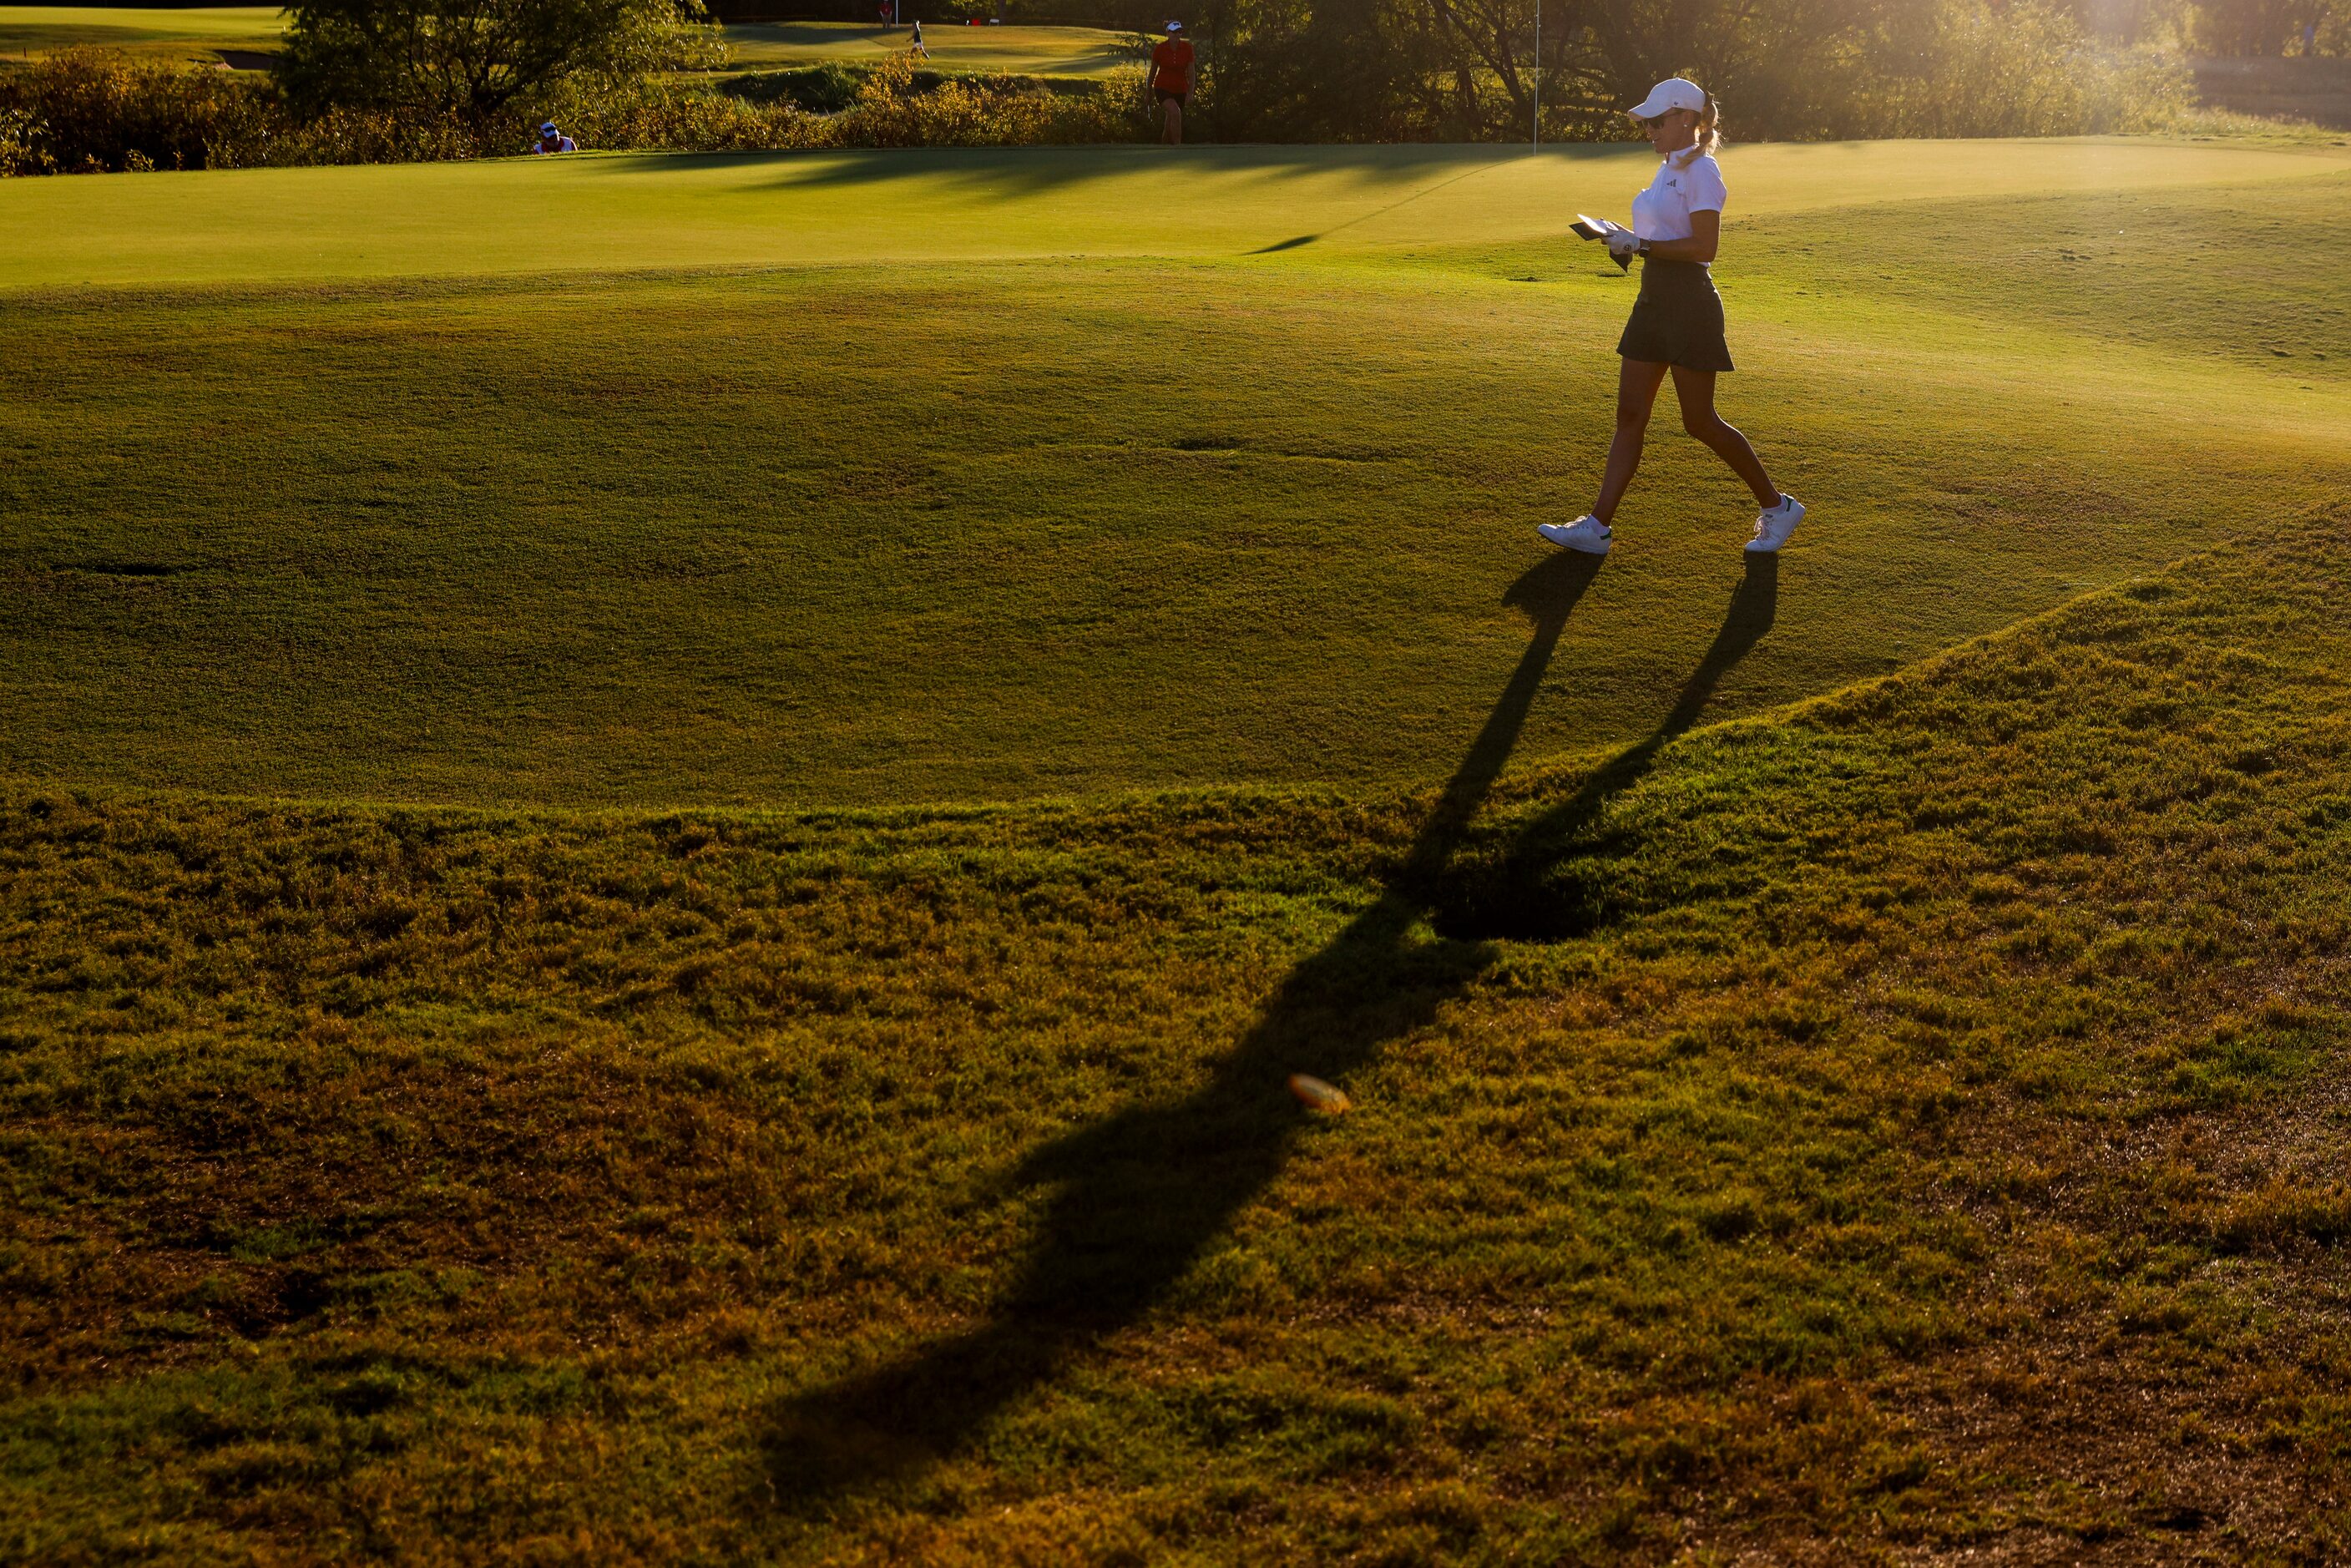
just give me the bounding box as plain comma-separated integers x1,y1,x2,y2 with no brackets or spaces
4,509,2349,1560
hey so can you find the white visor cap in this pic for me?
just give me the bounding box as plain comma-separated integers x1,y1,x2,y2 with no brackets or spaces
1628,77,1706,119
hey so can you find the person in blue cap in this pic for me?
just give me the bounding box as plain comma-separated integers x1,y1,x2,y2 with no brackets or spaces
530,121,576,154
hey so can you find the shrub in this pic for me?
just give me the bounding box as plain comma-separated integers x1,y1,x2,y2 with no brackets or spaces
536,79,823,153
276,0,724,127
1852,0,2192,139
722,63,871,114
0,104,46,176
210,104,485,169
0,47,1155,175
841,53,1148,148
533,55,1149,153
0,49,276,174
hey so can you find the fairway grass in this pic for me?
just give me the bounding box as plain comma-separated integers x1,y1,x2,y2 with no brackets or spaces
3,140,2349,808
0,8,1131,75
0,4,285,64
8,139,2351,1559
718,20,1136,77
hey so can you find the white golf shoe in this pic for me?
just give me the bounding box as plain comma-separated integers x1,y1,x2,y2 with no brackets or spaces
1537,515,1613,555
1747,493,1805,554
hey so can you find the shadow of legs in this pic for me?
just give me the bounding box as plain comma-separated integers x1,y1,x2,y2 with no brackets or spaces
756,551,1602,1511
1433,554,1777,940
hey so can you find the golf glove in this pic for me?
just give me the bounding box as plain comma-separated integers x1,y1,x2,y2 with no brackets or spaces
1604,226,1643,261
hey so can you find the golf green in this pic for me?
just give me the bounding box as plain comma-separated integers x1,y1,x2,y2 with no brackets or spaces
3,139,2348,808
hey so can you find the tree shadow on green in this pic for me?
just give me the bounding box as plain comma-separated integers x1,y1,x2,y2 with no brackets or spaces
719,143,1529,200
756,549,1774,1511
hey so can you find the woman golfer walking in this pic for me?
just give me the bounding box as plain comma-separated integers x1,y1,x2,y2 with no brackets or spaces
1540,78,1803,557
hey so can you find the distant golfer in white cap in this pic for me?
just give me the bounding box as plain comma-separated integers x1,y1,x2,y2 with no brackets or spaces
1150,21,1194,144
530,121,575,154
1539,78,1803,558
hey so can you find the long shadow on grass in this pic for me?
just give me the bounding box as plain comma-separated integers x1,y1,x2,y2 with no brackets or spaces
758,549,1772,1509
1433,554,1778,940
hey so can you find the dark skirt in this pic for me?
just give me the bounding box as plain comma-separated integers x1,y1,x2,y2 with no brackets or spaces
1616,259,1734,372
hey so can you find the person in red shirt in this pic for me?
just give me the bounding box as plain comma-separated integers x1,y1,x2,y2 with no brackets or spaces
1150,21,1194,145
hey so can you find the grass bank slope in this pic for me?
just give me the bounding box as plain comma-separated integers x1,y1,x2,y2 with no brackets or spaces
4,506,2348,1560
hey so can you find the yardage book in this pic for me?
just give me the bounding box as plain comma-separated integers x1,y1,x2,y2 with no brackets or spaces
1571,213,1631,271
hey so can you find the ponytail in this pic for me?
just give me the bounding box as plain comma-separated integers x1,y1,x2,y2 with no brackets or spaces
1677,91,1722,165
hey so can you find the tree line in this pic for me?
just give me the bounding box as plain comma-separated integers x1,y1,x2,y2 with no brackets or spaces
255,0,2218,144
1186,0,2234,141
8,0,2336,177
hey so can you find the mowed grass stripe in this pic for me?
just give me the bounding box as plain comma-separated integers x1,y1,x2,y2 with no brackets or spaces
6,225,2347,807
3,139,2348,292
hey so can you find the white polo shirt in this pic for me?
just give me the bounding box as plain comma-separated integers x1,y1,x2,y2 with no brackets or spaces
1629,152,1727,244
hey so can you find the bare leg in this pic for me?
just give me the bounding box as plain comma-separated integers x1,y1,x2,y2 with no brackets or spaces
1671,365,1781,508
1162,99,1184,144
1593,358,1670,525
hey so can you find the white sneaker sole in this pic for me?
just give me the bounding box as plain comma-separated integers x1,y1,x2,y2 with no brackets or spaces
1537,523,1611,555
